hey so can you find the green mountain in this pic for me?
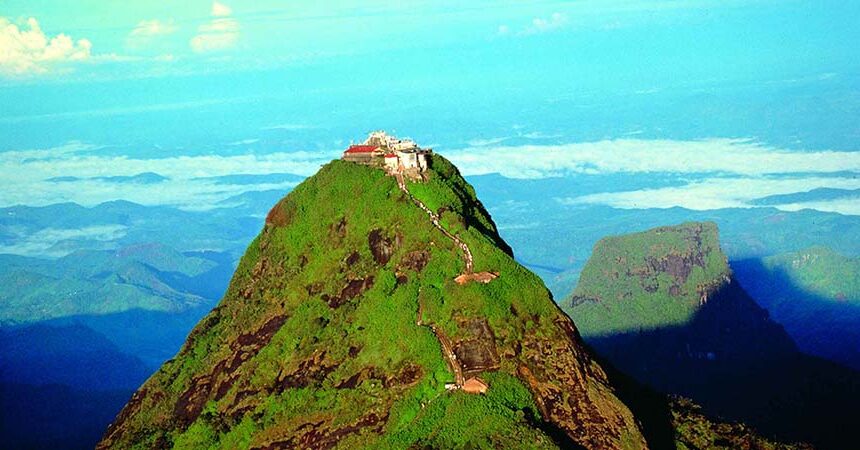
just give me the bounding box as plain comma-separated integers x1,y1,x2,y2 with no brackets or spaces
97,157,793,449
733,246,860,370
98,156,647,449
565,222,860,449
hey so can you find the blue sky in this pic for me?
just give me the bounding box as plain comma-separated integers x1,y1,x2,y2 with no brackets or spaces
0,1,859,215
3,1,858,87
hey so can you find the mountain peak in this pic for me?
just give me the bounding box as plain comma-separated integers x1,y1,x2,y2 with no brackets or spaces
99,154,646,449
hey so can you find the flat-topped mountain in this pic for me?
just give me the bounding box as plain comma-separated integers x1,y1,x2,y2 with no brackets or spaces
569,222,734,336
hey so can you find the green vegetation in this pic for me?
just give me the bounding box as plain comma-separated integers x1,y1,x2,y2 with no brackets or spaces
762,246,860,304
99,157,646,450
566,222,730,337
671,398,809,450
375,372,554,450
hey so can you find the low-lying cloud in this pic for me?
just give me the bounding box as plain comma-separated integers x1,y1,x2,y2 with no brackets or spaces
3,137,859,216
190,2,240,53
559,176,860,212
0,143,335,209
0,224,127,257
447,138,860,216
446,138,860,179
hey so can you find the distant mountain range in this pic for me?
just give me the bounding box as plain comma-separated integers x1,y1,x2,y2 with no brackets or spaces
749,187,860,206
0,243,218,324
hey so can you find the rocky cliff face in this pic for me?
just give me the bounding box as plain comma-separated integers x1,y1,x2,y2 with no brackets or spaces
98,155,647,449
565,222,860,449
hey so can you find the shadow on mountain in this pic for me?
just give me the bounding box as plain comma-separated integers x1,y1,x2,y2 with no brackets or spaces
0,322,154,450
1,306,214,450
36,305,213,368
155,249,236,301
732,258,860,371
0,382,135,450
585,280,860,450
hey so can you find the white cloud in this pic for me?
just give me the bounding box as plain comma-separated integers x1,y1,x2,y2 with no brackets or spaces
0,225,127,257
129,19,178,38
497,12,569,37
0,141,99,162
559,177,860,214
447,138,860,216
467,137,509,146
446,138,860,179
227,138,260,146
0,144,333,210
127,19,178,48
0,17,92,75
522,131,563,139
261,123,316,131
191,2,239,53
524,12,569,35
212,1,233,17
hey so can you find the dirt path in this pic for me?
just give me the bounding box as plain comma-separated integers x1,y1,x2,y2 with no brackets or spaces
416,289,465,388
394,173,473,273
399,172,482,389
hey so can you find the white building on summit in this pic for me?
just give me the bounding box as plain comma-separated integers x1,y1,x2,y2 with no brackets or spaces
342,131,431,174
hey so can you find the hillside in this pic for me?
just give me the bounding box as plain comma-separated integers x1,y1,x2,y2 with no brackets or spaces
98,156,650,449
734,246,860,370
0,243,227,325
565,222,860,449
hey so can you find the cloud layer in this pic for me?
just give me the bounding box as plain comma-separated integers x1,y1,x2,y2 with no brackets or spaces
191,2,239,53
446,138,860,179
0,224,127,257
446,138,860,215
0,17,92,75
560,176,860,212
2,137,858,216
0,142,334,210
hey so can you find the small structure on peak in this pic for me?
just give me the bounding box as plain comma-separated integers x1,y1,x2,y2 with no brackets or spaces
462,377,489,394
342,131,431,178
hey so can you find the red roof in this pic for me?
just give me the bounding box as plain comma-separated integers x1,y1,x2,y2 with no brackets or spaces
344,145,379,154
384,153,396,158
